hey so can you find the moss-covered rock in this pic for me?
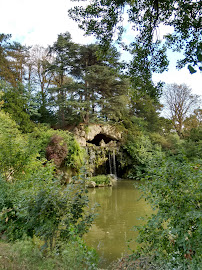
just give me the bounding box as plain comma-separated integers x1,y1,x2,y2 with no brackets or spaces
86,174,116,188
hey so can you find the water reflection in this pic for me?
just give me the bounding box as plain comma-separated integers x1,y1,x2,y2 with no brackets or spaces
84,180,153,268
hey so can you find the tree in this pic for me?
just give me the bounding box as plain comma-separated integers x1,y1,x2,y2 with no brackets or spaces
27,45,56,123
83,64,129,122
0,81,34,132
0,34,16,84
184,109,202,131
69,0,202,73
47,32,129,126
0,34,18,85
47,32,80,127
163,83,200,136
129,92,162,132
183,109,202,141
69,43,125,123
0,34,30,86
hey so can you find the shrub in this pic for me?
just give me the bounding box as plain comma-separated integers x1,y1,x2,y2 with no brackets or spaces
0,113,84,182
133,155,202,269
46,135,68,167
0,174,95,248
0,237,98,270
31,125,84,171
89,175,111,185
0,111,34,180
123,134,164,179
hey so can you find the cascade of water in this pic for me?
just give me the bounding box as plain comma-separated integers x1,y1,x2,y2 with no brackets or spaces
112,149,117,177
109,152,112,174
86,145,118,177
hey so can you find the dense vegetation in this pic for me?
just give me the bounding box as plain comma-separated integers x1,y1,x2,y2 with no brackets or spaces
0,110,98,268
0,1,202,268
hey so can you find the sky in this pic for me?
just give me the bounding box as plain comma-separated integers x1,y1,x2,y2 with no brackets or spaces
0,0,201,97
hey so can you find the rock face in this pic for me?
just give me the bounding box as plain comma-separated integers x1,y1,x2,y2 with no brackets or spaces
73,124,122,147
73,124,122,178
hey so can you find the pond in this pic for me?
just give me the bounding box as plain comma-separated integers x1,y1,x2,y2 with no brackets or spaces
84,179,153,268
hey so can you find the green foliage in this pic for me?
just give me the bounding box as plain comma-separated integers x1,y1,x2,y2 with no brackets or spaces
29,125,84,171
69,0,201,73
26,181,94,249
129,92,162,132
182,139,202,160
0,80,34,132
0,90,98,267
0,162,55,240
123,134,164,179
134,155,202,269
0,34,28,86
183,109,202,140
0,110,84,183
0,111,93,249
149,133,172,150
47,32,129,125
149,132,182,153
0,170,95,248
89,175,111,185
0,110,38,180
0,237,98,270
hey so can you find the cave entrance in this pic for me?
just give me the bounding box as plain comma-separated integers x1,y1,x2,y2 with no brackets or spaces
87,133,115,146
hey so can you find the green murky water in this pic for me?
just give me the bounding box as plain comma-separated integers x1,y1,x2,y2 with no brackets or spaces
84,179,153,268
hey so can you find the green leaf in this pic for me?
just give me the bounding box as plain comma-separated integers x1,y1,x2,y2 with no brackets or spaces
188,65,197,74
197,53,202,62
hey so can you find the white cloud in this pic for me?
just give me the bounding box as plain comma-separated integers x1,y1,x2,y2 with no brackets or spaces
153,49,202,97
153,69,202,97
0,0,93,46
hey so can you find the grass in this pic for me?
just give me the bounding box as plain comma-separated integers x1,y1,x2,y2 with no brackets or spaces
0,238,98,270
0,242,25,270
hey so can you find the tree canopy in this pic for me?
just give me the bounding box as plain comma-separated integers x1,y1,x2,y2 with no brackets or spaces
163,83,200,136
69,0,202,73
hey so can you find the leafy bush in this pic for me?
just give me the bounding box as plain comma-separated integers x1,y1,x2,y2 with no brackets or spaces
0,111,35,180
46,134,68,167
182,127,202,160
123,134,164,179
182,139,202,160
0,237,98,270
0,172,95,248
89,175,111,185
133,155,202,269
31,125,84,171
0,111,93,251
0,112,84,183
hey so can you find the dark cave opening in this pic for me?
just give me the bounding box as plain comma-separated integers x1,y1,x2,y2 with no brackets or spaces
87,133,115,146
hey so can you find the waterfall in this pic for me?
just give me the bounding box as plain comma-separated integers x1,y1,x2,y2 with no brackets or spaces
112,149,117,177
108,152,112,174
85,144,118,177
108,149,117,177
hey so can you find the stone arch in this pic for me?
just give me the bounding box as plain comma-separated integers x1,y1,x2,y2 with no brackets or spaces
87,133,116,146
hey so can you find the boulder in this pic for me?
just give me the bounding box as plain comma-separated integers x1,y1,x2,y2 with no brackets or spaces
87,181,96,188
109,174,118,181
